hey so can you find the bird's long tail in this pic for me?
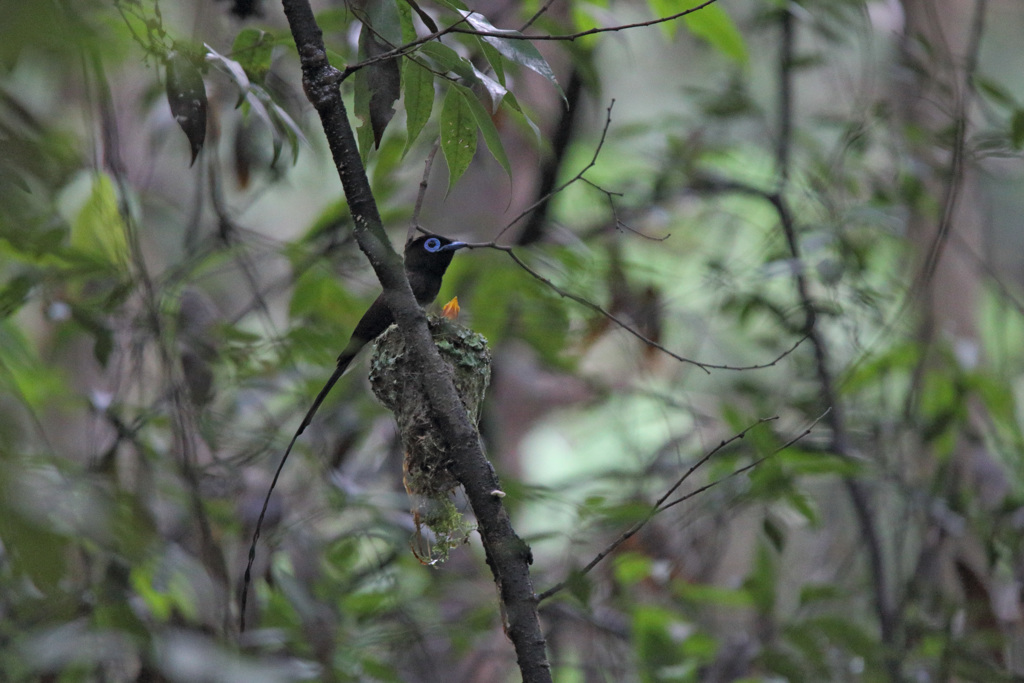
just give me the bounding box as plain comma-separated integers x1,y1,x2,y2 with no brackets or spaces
240,347,357,631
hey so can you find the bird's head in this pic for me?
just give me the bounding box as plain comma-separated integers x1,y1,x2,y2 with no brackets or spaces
405,234,468,275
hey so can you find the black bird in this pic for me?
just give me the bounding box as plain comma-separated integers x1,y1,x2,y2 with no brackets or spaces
242,234,467,632
292,234,467,440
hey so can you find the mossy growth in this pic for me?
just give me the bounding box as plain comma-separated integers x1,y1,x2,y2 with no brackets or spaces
368,315,491,563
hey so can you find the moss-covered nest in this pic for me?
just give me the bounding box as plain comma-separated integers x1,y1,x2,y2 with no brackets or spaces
368,315,491,562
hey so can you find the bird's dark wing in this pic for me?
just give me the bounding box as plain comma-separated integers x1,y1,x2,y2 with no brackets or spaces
290,293,391,441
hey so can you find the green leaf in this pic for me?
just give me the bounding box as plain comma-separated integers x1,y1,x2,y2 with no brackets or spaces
0,510,67,592
397,0,418,44
231,28,275,80
418,41,460,73
456,10,564,101
440,86,476,192
683,4,748,64
477,38,505,86
430,0,469,12
356,0,403,149
469,63,508,112
613,552,653,587
646,0,682,40
974,75,1019,109
676,581,755,608
365,0,404,47
565,567,593,606
0,274,35,319
403,59,434,154
632,606,684,671
205,44,251,92
449,250,570,365
808,615,879,660
1011,109,1024,150
451,83,511,181
71,304,114,367
165,49,208,164
289,267,361,324
71,173,128,269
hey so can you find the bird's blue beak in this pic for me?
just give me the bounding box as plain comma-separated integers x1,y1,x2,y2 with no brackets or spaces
440,241,469,252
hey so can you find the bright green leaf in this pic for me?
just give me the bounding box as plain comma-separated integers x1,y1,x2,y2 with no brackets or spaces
683,4,748,64
71,173,128,269
440,86,476,193
647,0,682,40
613,552,653,587
451,83,511,181
289,267,361,323
478,38,505,86
676,581,755,608
396,0,417,44
403,59,434,155
418,41,460,73
231,28,275,80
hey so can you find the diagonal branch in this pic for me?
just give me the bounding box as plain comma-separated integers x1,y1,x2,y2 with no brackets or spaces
538,413,825,602
242,3,553,681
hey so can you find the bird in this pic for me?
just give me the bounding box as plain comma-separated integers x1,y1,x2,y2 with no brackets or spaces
241,233,467,632
292,233,468,442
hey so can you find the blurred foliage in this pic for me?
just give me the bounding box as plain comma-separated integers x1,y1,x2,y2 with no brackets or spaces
2,0,1024,681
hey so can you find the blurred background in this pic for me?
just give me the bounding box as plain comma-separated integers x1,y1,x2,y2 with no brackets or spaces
2,0,1024,680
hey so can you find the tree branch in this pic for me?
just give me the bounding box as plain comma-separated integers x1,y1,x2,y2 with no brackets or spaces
538,414,824,602
771,14,901,677
244,3,553,680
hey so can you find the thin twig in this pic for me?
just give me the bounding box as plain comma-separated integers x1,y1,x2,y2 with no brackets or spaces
409,142,439,241
452,1,721,42
339,14,471,80
457,236,808,373
916,0,987,290
538,413,825,602
770,12,900,678
495,100,617,242
500,246,807,373
520,0,559,32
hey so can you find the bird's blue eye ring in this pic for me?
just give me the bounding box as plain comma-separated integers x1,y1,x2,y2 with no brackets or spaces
424,237,442,252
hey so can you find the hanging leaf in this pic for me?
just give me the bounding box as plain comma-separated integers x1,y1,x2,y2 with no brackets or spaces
451,83,510,182
231,28,274,81
440,86,476,192
204,43,251,107
477,38,505,87
401,0,436,35
418,41,460,73
0,275,35,319
355,0,403,148
206,44,307,165
71,172,128,269
470,63,507,112
403,59,434,154
165,50,208,165
683,4,748,64
456,10,564,102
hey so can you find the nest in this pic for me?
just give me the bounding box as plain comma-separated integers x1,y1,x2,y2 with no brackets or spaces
368,316,491,562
